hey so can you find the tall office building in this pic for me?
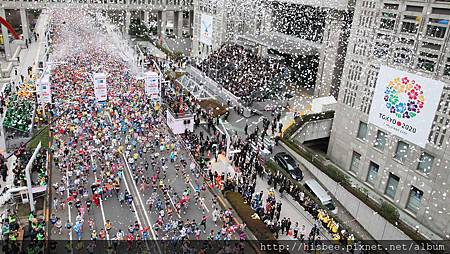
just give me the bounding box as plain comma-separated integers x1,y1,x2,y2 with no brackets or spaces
328,0,450,239
192,0,355,100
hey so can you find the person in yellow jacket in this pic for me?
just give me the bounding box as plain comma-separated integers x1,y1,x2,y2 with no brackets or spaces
327,218,333,230
117,145,124,154
347,233,355,245
317,209,323,221
332,221,339,234
332,233,340,244
322,214,330,225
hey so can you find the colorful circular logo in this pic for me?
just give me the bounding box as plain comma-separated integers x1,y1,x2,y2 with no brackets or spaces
384,76,425,119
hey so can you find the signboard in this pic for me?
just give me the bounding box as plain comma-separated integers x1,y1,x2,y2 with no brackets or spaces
93,73,107,102
200,14,213,46
37,74,51,104
368,66,444,148
144,71,159,101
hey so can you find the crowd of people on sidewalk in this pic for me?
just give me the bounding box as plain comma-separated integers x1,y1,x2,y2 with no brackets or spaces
182,102,358,247
264,170,356,244
196,44,288,105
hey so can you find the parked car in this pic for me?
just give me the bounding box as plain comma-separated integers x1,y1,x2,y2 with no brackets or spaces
273,152,303,181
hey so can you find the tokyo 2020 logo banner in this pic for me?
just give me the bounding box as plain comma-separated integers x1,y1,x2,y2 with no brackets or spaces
200,14,213,46
368,66,444,148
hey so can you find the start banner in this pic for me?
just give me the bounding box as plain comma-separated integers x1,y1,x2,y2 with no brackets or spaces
144,71,159,101
37,74,51,104
93,73,107,102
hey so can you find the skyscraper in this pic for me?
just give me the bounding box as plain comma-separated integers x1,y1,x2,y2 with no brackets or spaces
328,0,450,239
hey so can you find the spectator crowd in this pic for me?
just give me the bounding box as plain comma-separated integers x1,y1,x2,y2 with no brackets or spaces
197,44,287,105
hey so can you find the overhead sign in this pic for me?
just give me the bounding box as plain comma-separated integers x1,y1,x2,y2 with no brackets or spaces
144,71,159,101
37,74,51,104
93,73,107,102
200,14,213,46
368,66,444,148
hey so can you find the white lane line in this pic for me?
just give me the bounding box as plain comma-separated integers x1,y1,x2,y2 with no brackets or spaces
166,188,182,219
104,114,145,235
235,117,244,123
187,180,210,213
91,154,109,240
120,155,144,229
109,106,160,252
61,152,73,241
216,126,224,135
122,154,161,246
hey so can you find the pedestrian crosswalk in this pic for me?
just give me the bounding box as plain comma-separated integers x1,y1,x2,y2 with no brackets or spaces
250,136,274,151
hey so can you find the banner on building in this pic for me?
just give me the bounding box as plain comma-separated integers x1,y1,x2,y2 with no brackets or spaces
93,73,107,102
37,74,51,104
368,66,444,148
144,71,159,101
200,14,213,46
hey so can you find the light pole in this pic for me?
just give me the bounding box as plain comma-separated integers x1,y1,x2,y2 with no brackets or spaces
25,141,41,212
219,119,231,159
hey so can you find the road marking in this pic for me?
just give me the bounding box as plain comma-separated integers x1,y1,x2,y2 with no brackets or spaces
109,109,161,253
91,155,109,240
122,154,161,247
166,189,182,219
235,117,244,123
187,180,210,213
63,159,73,241
105,113,150,236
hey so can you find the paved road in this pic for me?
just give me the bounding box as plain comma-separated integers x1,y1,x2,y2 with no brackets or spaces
47,21,245,242
50,110,247,241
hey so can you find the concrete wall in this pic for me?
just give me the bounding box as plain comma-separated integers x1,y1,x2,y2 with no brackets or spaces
328,103,448,240
294,119,333,144
315,11,346,98
282,143,412,240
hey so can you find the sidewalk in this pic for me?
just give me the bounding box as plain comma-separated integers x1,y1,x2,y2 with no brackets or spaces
0,11,50,206
210,155,331,240
280,143,374,240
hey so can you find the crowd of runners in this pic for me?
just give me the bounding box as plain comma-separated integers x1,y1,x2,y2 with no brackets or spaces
47,11,247,245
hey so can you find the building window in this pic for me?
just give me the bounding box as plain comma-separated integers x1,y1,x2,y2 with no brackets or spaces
385,173,400,199
394,141,409,162
374,42,389,58
380,18,395,30
426,25,447,39
357,121,368,140
417,58,435,72
401,22,418,34
366,162,379,185
421,41,441,51
406,186,423,214
350,151,361,173
417,152,434,174
374,130,387,150
444,64,450,76
393,51,410,64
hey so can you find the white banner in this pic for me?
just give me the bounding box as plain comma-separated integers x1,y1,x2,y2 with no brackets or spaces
144,72,159,101
37,74,51,104
93,73,107,102
368,66,444,148
200,14,213,46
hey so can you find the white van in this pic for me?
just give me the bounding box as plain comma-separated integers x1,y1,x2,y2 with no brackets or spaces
304,179,338,214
